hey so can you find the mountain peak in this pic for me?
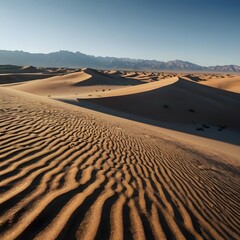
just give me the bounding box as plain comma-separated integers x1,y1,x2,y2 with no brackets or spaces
0,50,239,72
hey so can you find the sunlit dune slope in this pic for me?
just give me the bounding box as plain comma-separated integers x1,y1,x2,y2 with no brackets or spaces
0,65,78,85
9,68,143,97
200,76,240,93
181,73,240,93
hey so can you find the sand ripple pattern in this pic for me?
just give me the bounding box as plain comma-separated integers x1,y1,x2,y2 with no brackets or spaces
0,89,240,240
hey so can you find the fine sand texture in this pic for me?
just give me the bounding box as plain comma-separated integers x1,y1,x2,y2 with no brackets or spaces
0,87,240,240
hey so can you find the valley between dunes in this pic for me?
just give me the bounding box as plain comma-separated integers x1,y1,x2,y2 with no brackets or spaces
0,66,240,240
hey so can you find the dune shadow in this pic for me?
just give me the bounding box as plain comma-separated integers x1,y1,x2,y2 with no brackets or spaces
58,98,240,147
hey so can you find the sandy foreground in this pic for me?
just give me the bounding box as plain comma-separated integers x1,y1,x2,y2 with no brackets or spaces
0,68,240,239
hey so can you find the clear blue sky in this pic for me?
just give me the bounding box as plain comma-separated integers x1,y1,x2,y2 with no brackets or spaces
0,0,239,66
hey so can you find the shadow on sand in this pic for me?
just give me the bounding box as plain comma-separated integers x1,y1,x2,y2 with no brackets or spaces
58,97,240,147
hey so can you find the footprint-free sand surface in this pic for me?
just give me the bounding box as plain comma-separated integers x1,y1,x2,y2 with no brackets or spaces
1,67,240,239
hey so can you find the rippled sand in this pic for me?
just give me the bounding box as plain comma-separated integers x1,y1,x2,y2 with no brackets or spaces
0,87,239,240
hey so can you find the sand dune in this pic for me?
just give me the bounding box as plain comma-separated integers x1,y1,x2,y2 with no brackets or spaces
200,75,240,93
0,66,78,85
8,68,145,98
75,76,178,98
0,73,60,85
19,66,39,73
0,65,28,73
79,68,142,86
102,70,178,82
79,77,240,130
118,71,178,82
0,65,76,75
182,73,240,93
0,87,239,240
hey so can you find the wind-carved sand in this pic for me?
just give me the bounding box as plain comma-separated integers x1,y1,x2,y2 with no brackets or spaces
0,67,240,239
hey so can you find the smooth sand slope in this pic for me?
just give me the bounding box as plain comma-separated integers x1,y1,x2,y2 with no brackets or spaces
0,65,78,85
0,87,240,240
200,75,240,93
9,68,145,98
79,77,240,130
182,73,240,93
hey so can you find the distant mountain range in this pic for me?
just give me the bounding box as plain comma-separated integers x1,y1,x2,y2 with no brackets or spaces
0,50,239,72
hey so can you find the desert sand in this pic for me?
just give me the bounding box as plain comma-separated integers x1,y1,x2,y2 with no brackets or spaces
0,67,240,240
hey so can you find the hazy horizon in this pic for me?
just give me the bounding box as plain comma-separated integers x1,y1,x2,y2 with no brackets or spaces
0,0,240,66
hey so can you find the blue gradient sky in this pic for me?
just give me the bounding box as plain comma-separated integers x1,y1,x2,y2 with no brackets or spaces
0,0,239,66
